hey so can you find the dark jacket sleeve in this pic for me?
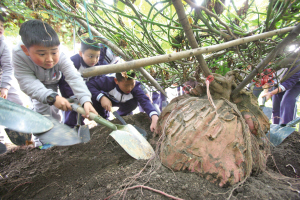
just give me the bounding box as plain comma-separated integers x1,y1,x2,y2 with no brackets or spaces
132,82,158,117
86,76,115,103
99,46,107,65
281,64,300,90
70,54,82,70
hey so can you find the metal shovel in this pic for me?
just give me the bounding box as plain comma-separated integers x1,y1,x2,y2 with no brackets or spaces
4,128,32,146
71,104,155,160
74,113,90,143
112,111,148,139
35,115,82,146
267,117,300,146
0,98,81,146
0,98,53,134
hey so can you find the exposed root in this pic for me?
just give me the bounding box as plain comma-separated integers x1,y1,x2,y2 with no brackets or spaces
107,110,179,199
104,185,184,200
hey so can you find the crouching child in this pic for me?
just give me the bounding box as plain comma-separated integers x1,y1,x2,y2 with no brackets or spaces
86,71,159,132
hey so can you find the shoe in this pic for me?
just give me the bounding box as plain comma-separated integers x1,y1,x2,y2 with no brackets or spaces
39,143,54,150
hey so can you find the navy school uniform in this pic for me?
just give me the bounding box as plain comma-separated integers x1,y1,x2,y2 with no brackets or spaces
58,52,107,128
86,74,159,119
272,63,300,125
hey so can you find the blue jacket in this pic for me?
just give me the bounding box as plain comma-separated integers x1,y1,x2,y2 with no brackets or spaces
86,74,158,119
279,62,300,92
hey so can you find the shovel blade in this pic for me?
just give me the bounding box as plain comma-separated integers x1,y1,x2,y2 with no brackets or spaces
110,124,155,160
78,125,90,143
5,128,32,146
36,117,81,146
268,126,296,146
0,98,53,134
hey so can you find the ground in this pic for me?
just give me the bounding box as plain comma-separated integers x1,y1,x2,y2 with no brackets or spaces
0,112,299,200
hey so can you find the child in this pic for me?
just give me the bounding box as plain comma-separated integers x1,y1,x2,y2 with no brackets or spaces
12,20,98,147
86,71,159,132
0,14,23,105
59,38,108,127
262,63,300,126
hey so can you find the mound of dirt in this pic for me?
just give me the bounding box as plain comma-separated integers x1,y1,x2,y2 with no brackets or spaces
0,112,299,200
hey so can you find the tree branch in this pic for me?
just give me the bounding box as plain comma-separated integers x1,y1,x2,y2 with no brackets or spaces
231,23,300,96
82,26,295,78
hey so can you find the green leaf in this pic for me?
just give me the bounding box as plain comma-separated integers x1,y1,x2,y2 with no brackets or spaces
117,1,125,11
161,41,171,51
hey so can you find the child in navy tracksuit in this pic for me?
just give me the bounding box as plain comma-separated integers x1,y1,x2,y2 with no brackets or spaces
59,38,118,127
86,72,159,132
262,62,300,125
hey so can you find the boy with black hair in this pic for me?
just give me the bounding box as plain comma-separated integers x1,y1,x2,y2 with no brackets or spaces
86,71,159,132
59,38,109,127
0,14,23,105
12,20,98,147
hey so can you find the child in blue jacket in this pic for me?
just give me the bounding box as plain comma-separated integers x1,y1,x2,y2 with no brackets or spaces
262,63,300,125
86,72,159,132
59,38,119,127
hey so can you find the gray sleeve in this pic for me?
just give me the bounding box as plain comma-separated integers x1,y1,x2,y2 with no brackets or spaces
59,53,91,105
0,41,13,90
13,50,54,104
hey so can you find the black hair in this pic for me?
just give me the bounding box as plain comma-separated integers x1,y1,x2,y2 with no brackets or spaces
116,72,136,82
0,14,5,23
81,38,101,53
19,20,60,48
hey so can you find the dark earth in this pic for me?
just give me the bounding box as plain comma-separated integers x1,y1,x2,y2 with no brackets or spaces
0,112,299,200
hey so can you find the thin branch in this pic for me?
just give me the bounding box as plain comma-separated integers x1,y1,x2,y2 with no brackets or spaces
82,26,295,77
232,23,300,96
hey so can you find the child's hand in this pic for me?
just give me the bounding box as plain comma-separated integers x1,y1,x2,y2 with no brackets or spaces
82,101,98,119
54,96,72,111
100,96,112,112
150,115,159,133
0,88,8,99
261,92,273,102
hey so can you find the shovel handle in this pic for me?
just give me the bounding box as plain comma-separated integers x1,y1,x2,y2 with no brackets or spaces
71,104,117,131
112,111,127,125
286,117,300,127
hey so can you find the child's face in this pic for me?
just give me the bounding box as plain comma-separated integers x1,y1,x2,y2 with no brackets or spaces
114,78,136,94
79,49,100,67
21,45,60,69
0,21,4,38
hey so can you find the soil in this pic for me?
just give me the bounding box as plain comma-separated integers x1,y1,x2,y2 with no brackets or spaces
0,112,299,200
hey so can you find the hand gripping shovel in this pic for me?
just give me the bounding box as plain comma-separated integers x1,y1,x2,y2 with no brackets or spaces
71,104,155,160
112,111,148,139
267,117,300,146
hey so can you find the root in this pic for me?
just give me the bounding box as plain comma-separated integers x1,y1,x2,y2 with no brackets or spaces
104,185,184,200
10,182,33,192
108,110,178,199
